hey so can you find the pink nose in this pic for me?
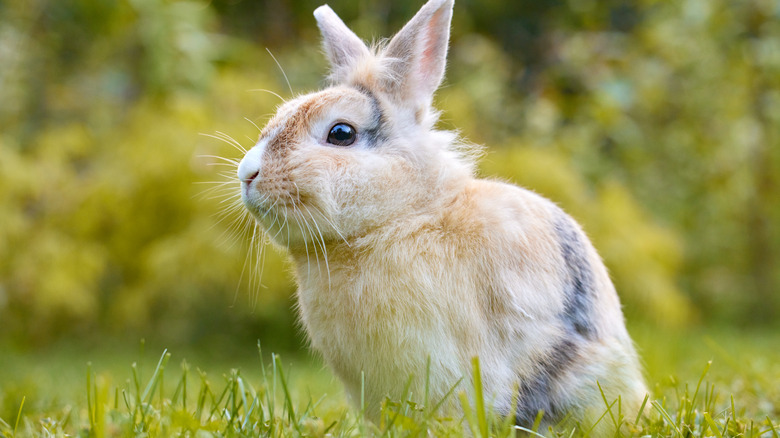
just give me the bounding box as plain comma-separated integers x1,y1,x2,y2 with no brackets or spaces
243,170,259,184
237,141,266,183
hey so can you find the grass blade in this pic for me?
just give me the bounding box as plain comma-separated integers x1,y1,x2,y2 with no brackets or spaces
13,396,25,437
86,363,95,432
274,354,301,433
634,393,649,425
514,425,548,437
689,361,711,414
597,381,619,430
766,416,779,438
471,357,489,438
141,349,170,402
653,400,683,437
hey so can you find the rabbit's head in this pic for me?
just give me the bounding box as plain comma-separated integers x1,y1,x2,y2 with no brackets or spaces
238,0,472,248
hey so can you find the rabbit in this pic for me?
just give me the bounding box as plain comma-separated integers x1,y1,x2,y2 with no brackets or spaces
236,0,647,431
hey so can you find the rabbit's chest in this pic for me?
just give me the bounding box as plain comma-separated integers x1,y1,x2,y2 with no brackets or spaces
297,266,475,359
294,251,486,403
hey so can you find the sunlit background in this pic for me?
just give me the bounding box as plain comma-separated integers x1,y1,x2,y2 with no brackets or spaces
1,0,779,424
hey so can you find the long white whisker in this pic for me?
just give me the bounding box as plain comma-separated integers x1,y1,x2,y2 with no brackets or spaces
197,154,241,166
237,209,258,242
307,203,350,247
216,172,240,181
295,203,322,276
214,205,255,249
300,203,331,288
204,163,238,169
293,209,313,278
194,180,235,184
286,196,312,278
217,194,244,206
210,202,244,229
250,221,266,309
269,206,289,243
194,184,238,201
199,132,248,155
244,117,263,133
233,221,259,307
284,208,291,249
266,48,294,96
215,131,249,154
248,88,285,102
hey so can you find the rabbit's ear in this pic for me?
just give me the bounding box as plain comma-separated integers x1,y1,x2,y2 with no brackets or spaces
384,0,453,110
314,5,371,81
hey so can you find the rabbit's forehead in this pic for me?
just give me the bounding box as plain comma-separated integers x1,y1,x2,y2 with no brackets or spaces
260,87,376,140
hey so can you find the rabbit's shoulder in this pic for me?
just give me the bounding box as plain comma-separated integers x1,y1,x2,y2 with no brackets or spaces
444,178,563,242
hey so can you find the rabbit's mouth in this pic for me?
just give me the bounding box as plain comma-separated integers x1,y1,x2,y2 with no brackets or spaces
242,183,347,249
242,174,301,208
242,183,309,241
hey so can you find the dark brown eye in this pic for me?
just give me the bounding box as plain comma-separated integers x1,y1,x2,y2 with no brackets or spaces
327,123,356,146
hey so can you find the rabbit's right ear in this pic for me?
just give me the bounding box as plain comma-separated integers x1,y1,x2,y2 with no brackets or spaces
314,5,371,82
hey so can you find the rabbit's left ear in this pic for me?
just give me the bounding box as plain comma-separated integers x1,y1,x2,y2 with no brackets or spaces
384,0,453,110
314,5,371,82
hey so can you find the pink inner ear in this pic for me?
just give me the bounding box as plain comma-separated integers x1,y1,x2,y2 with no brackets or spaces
419,8,446,84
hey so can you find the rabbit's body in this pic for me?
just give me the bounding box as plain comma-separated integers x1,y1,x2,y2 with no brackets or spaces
237,0,646,429
292,177,644,424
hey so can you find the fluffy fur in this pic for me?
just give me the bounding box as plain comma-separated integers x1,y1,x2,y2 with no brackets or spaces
237,0,647,430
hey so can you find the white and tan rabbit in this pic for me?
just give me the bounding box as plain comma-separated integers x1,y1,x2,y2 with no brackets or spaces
237,0,647,430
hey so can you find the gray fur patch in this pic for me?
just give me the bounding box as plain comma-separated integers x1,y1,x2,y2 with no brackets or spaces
515,339,578,426
352,84,388,145
554,214,597,340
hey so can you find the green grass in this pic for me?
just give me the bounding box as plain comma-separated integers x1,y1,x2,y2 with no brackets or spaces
0,325,778,437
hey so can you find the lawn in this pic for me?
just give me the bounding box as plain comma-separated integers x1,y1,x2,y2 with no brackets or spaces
0,324,778,437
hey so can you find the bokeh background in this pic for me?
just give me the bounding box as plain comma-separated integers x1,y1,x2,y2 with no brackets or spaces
1,0,778,358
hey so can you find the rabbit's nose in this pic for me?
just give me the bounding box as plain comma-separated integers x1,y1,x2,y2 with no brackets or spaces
238,141,266,183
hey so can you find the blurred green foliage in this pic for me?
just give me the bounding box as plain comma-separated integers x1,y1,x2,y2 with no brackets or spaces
1,0,778,347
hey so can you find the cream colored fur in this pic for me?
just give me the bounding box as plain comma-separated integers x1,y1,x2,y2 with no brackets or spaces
237,0,647,431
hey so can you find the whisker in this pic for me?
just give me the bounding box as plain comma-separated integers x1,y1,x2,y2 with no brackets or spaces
236,210,259,243
211,201,245,224
206,163,238,170
232,218,258,308
269,214,288,244
293,210,312,278
286,196,312,278
297,205,324,279
193,184,237,199
211,202,250,238
300,203,331,288
266,48,294,96
217,194,245,206
199,132,248,155
197,154,241,166
307,203,350,247
215,131,250,154
248,88,286,102
209,199,249,249
216,174,239,182
250,221,266,309
196,181,237,190
244,117,263,133
295,204,321,271
284,208,291,248
193,180,237,186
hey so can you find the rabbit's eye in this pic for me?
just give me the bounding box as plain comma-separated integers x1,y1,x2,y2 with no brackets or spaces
327,123,356,146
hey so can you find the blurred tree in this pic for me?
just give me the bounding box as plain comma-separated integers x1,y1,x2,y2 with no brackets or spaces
515,0,780,323
1,0,778,349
